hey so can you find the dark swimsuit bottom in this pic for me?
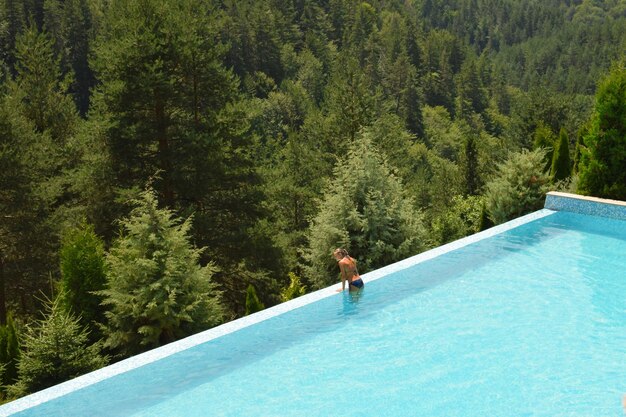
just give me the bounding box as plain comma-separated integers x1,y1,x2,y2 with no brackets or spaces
350,278,364,289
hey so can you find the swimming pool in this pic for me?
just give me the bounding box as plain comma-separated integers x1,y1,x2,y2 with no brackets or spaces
2,197,626,416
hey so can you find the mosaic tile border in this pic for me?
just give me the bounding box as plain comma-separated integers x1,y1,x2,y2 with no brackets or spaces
544,191,626,220
0,209,556,417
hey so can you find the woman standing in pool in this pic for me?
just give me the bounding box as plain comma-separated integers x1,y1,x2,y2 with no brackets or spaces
333,248,364,292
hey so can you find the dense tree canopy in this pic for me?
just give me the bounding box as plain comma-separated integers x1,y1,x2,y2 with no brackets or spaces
0,0,625,398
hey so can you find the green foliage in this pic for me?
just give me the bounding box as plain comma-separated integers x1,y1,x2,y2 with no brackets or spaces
92,0,271,280
430,195,484,246
245,285,265,315
11,25,77,141
7,297,107,398
532,122,557,170
280,273,306,302
550,128,571,182
100,189,224,357
1,0,626,366
478,201,494,231
324,55,377,141
485,149,550,224
463,134,480,196
304,133,426,289
45,0,95,115
578,65,626,199
0,314,19,388
58,222,107,338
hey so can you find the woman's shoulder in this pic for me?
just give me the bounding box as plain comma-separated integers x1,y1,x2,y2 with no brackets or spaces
341,257,356,266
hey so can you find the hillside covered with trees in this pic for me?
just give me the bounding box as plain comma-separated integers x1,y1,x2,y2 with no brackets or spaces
0,0,625,400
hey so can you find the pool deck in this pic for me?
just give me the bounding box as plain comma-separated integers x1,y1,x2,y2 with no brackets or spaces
1,191,624,416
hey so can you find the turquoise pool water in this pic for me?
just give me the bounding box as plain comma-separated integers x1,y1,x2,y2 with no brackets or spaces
8,211,626,416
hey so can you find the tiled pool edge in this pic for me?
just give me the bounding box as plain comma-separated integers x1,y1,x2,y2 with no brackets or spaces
0,208,557,417
545,191,626,220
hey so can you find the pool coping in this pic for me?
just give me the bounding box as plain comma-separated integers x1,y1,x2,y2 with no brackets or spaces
545,191,626,220
0,209,558,416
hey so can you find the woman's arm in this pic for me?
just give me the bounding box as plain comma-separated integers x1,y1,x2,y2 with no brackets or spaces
336,262,348,292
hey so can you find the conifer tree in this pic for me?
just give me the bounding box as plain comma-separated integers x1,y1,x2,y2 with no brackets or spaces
463,134,480,195
58,222,107,339
578,65,626,199
245,285,264,315
532,122,557,171
8,297,107,398
91,0,266,273
11,25,77,142
485,149,550,224
0,314,19,388
550,128,571,182
304,134,426,289
100,189,224,357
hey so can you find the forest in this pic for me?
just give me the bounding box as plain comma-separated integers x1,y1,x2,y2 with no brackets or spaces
0,0,625,400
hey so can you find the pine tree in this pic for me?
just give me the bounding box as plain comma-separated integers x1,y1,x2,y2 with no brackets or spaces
100,189,224,357
58,222,107,339
7,297,107,398
550,127,571,182
245,284,264,315
11,25,77,142
43,0,95,115
91,0,265,273
455,58,488,120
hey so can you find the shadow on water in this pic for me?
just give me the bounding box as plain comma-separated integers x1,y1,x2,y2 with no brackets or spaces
17,211,625,417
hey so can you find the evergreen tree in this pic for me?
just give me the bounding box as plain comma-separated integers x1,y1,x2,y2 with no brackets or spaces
532,122,557,171
0,313,20,388
324,55,376,141
455,57,488,120
463,134,480,195
578,65,626,199
0,0,26,73
304,134,426,289
43,0,95,115
100,189,224,357
92,0,267,276
485,149,550,224
58,222,107,339
0,31,70,321
244,284,264,315
7,297,107,398
8,23,80,236
550,128,571,182
11,25,77,142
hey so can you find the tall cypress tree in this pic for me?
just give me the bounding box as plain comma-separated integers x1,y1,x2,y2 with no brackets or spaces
550,127,571,182
245,285,264,315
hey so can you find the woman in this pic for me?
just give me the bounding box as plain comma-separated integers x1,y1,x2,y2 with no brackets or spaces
333,248,364,292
